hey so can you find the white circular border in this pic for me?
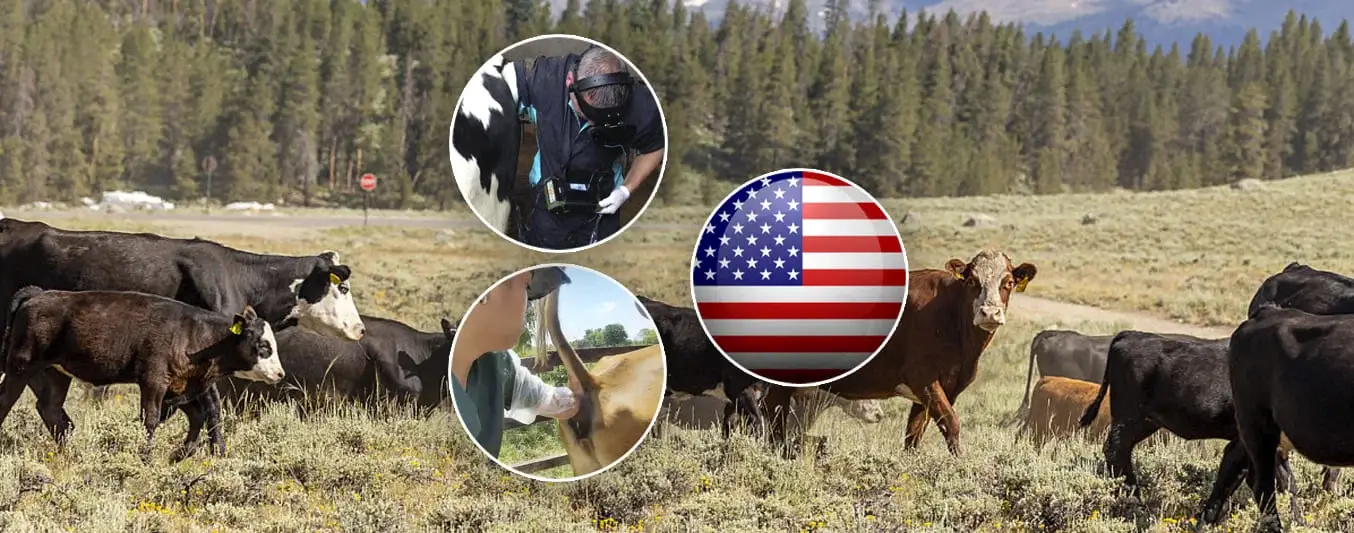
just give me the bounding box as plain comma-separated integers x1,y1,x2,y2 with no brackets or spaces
447,262,670,482
447,34,671,254
687,168,910,389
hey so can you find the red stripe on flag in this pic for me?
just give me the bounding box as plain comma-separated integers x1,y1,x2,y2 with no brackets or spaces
802,202,887,220
715,335,887,353
803,269,908,286
752,369,855,384
697,302,903,320
802,171,851,187
803,236,902,253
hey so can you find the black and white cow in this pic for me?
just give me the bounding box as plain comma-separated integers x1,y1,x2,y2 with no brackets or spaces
0,287,284,460
218,315,455,411
451,52,521,235
0,218,366,451
0,218,365,340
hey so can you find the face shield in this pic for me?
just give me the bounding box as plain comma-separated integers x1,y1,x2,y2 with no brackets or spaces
569,70,636,147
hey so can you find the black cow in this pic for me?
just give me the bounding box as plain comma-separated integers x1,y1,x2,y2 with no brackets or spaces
1020,329,1197,416
1227,305,1354,532
0,218,367,451
1079,330,1307,522
1246,262,1354,318
218,315,455,411
1020,330,1115,416
637,295,767,437
0,288,283,460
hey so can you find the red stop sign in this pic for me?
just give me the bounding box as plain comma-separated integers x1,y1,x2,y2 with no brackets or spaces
360,173,376,191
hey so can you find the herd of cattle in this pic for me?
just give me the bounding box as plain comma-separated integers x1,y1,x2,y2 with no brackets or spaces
7,214,1354,529
0,217,881,473
1014,262,1354,531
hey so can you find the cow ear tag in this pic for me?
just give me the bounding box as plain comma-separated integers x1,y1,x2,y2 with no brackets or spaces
1015,278,1030,293
229,321,244,335
329,273,342,285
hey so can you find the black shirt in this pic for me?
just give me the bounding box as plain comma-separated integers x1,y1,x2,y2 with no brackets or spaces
514,53,665,189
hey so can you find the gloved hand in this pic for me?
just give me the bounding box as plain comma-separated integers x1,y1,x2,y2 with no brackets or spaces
596,185,631,215
534,386,580,419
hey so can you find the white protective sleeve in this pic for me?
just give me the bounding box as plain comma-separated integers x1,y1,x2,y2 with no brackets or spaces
503,350,577,423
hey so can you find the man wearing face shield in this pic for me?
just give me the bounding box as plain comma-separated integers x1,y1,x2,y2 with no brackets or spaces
513,44,666,249
451,267,579,458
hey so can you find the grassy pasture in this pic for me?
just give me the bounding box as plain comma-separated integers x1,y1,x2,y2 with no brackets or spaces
1,169,1352,531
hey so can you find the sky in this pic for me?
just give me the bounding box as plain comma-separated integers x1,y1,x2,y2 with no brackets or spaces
550,266,655,343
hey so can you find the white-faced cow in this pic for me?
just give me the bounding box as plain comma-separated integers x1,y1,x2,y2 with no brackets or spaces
451,52,521,235
764,250,1038,457
0,218,366,452
636,294,768,438
218,315,455,411
0,287,283,461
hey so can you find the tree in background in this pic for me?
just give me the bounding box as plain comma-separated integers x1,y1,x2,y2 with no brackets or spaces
1,1,1353,206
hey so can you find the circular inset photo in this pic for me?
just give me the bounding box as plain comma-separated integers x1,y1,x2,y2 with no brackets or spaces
689,168,910,387
449,34,668,253
448,264,667,481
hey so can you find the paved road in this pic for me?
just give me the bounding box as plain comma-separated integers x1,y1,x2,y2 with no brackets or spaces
17,210,696,234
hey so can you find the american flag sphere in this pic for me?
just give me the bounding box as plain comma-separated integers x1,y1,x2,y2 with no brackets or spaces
690,168,910,386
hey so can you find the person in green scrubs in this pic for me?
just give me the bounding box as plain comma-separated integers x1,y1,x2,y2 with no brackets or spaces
451,267,579,458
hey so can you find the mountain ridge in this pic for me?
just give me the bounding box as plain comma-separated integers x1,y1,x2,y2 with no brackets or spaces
546,0,1354,47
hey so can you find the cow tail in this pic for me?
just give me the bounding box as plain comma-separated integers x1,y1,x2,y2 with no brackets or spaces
1019,332,1045,417
543,289,597,393
543,287,599,446
1079,352,1112,428
2,286,44,366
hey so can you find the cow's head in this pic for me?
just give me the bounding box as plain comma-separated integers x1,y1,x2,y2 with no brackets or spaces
288,251,365,341
224,305,285,384
946,250,1037,332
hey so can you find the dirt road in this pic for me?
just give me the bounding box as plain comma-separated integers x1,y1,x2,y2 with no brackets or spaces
1009,293,1233,338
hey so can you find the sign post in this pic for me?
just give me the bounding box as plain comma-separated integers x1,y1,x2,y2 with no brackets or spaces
201,156,218,213
359,173,376,226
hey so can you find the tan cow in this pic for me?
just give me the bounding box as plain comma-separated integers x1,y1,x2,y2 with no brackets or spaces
542,288,664,476
1019,376,1110,447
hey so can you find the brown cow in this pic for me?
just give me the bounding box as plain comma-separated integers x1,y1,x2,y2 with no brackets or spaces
1019,376,1110,447
543,287,664,477
766,249,1037,456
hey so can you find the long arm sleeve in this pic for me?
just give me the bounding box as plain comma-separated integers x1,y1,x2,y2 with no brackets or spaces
500,350,577,423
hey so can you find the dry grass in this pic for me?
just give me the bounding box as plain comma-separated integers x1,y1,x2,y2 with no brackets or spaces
2,169,1353,531
652,168,1354,328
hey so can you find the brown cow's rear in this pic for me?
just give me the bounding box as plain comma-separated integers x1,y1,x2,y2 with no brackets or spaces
541,288,663,476
770,249,1037,456
1021,376,1110,447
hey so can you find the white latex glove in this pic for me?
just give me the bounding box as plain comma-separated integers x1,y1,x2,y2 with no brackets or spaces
596,185,631,215
534,386,579,419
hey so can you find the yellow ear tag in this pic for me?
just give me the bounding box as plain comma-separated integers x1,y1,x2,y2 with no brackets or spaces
329,273,341,285
1014,278,1030,293
229,322,244,335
